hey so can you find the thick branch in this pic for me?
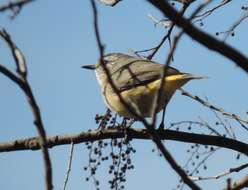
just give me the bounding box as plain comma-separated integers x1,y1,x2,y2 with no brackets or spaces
1,128,247,156
148,0,248,74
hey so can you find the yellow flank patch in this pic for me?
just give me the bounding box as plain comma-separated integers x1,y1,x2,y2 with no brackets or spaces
146,74,186,92
107,74,193,117
121,74,187,99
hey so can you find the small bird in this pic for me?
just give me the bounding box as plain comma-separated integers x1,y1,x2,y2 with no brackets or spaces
82,53,203,118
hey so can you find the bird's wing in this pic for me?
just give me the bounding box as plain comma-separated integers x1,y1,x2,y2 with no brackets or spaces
111,59,181,91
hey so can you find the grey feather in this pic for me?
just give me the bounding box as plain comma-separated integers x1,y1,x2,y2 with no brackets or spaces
103,54,181,91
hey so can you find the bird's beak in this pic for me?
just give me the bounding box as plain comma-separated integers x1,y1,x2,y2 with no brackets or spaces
81,64,96,70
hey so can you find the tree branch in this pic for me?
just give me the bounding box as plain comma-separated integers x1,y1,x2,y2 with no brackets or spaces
190,163,248,181
180,89,248,131
0,0,35,18
0,30,53,190
148,0,248,74
62,142,74,190
1,128,247,156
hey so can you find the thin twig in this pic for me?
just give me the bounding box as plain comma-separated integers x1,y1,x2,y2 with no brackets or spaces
180,89,248,131
193,0,232,23
0,30,27,77
0,0,35,11
147,3,190,60
148,0,248,74
190,163,248,181
0,0,35,18
0,30,53,190
170,119,221,136
62,142,74,190
191,147,219,174
223,12,248,41
135,4,189,59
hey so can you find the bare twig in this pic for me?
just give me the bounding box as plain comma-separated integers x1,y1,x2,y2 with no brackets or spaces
0,30,53,190
148,14,173,28
62,142,74,190
190,147,219,175
190,163,248,181
0,30,27,77
223,11,248,41
0,0,35,18
0,0,35,11
147,3,190,60
176,146,218,189
180,89,248,131
183,144,200,170
170,119,221,136
135,4,190,59
193,0,232,23
211,110,233,138
148,0,248,74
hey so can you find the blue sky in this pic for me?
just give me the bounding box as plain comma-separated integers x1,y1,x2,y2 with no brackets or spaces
0,0,248,190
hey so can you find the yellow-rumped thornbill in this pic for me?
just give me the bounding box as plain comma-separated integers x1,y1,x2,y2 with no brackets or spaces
82,53,204,118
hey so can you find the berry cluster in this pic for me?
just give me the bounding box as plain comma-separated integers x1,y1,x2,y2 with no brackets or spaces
84,111,136,190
